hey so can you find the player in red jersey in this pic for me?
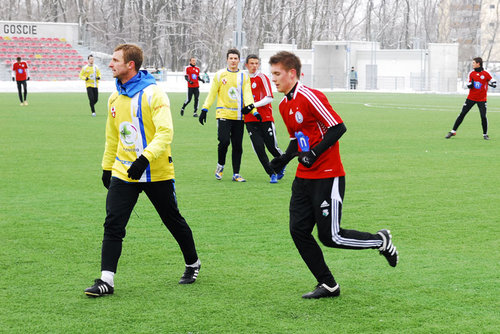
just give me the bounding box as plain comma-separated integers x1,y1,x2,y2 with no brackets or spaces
445,57,496,140
180,57,206,117
12,57,30,106
244,54,285,183
269,51,398,299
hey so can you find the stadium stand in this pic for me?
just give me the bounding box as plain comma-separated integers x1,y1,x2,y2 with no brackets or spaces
1,35,86,80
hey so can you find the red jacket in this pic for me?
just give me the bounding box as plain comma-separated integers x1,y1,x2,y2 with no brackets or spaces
13,61,29,81
279,82,345,179
467,69,493,102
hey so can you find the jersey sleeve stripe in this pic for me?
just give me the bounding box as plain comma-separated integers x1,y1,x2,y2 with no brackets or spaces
258,73,272,96
298,86,338,126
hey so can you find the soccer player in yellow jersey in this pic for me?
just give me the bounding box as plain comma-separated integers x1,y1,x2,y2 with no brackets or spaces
199,48,259,182
84,44,200,297
79,54,101,116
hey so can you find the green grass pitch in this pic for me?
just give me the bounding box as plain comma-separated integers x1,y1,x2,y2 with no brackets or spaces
1,90,499,333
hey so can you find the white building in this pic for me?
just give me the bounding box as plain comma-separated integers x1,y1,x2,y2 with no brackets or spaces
259,41,459,93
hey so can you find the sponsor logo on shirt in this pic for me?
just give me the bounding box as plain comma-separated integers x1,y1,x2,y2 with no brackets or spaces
295,111,304,124
228,87,238,100
111,106,116,118
119,122,138,146
222,78,227,85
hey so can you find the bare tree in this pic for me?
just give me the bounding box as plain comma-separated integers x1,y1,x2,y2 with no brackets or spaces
1,0,486,71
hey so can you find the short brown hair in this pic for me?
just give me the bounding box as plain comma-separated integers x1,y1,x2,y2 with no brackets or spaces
269,51,301,77
245,54,259,64
115,44,143,72
227,48,240,59
473,57,483,67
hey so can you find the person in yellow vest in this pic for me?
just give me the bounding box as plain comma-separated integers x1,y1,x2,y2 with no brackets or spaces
84,44,200,297
199,48,257,182
79,54,101,116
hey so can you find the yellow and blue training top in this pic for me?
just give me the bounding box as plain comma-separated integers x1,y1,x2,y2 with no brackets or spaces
102,70,174,182
201,68,254,120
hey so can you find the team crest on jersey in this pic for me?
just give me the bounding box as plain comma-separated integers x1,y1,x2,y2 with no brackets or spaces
119,122,138,146
295,111,304,123
222,78,227,85
111,106,116,118
322,209,329,217
228,87,238,100
252,82,257,89
480,75,485,79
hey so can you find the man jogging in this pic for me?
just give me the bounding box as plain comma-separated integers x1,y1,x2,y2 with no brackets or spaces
269,51,398,299
84,44,201,297
79,54,101,116
12,56,29,106
244,54,285,183
180,57,205,117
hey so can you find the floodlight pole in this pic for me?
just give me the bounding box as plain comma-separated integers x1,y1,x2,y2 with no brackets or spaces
233,0,245,68
235,0,243,51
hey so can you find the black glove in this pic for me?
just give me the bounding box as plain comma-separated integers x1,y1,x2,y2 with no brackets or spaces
298,150,318,168
102,170,112,189
253,111,262,122
467,80,474,89
85,77,89,81
269,155,289,173
27,77,30,81
199,109,208,125
188,80,194,84
199,78,205,83
127,155,149,180
241,104,255,115
489,82,497,88
269,138,299,173
12,78,14,81
97,77,100,80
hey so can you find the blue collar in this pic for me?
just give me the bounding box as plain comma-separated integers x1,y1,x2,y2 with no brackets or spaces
115,70,156,97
